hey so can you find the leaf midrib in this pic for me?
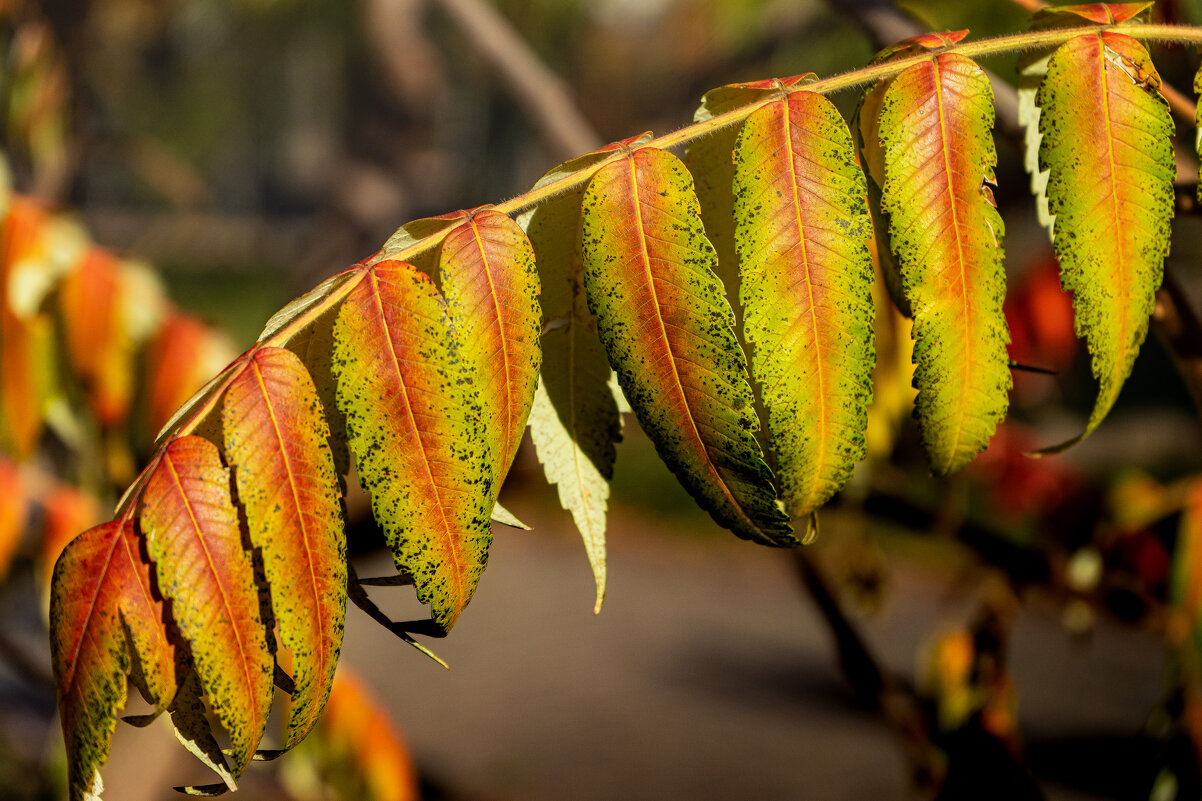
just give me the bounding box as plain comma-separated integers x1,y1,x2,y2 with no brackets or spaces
368,271,465,612
249,358,327,736
161,447,262,746
781,98,828,509
624,153,761,537
467,218,517,470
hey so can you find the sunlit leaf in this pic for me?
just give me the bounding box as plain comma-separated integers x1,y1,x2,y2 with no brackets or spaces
1033,31,1174,451
222,347,347,748
140,435,274,776
332,260,493,632
877,52,1011,474
439,208,541,483
581,146,794,545
733,89,876,516
50,520,180,800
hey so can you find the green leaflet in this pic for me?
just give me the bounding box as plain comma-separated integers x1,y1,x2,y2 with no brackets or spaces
878,53,1011,475
332,260,493,632
520,162,622,612
1034,31,1174,452
581,145,794,546
733,90,876,517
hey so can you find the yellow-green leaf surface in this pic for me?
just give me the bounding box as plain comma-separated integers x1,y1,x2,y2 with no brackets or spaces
332,260,492,632
167,669,237,794
1196,62,1202,186
222,346,347,748
1018,3,1153,234
733,90,876,516
520,162,622,612
689,77,813,307
581,146,794,546
858,32,971,323
439,208,541,482
50,520,180,800
1035,31,1174,452
139,435,274,777
878,52,1011,475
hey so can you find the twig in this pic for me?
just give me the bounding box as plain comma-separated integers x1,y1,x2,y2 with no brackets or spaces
0,628,54,691
1152,269,1202,421
431,0,603,160
791,549,943,790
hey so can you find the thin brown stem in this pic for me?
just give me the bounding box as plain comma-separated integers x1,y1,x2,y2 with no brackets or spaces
432,0,603,160
1153,268,1202,421
792,549,943,790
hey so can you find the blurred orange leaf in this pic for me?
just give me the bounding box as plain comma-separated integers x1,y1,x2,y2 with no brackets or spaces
144,310,238,440
40,483,104,592
0,197,51,457
0,457,27,579
59,247,134,426
319,669,418,801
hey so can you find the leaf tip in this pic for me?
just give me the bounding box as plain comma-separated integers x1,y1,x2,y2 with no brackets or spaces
173,783,232,797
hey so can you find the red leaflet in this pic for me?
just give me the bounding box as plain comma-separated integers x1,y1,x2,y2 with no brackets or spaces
50,520,179,801
222,346,346,747
139,435,273,776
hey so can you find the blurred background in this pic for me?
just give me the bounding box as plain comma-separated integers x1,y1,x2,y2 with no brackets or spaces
5,0,1202,799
